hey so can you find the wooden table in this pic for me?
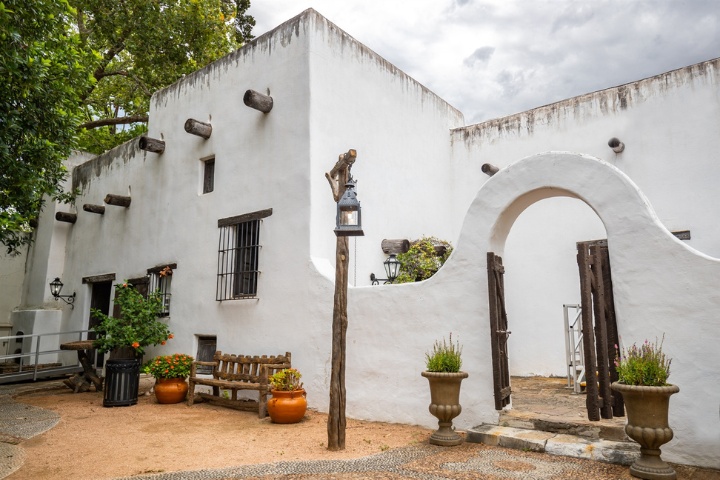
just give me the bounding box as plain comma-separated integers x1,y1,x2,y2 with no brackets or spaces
60,340,104,393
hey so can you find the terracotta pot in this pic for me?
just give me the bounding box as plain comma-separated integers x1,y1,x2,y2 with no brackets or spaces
267,389,307,423
154,377,189,404
611,382,680,480
421,371,468,446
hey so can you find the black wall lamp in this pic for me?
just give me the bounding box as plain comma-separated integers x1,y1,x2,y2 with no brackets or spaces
49,277,76,308
370,254,401,285
334,175,364,237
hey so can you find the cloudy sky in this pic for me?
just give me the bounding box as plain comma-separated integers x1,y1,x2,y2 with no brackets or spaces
248,0,718,124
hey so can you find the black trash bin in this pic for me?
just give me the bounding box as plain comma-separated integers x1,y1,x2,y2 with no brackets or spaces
103,358,140,407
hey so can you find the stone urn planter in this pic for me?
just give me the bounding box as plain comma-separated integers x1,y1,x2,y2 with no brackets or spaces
421,371,468,446
611,382,680,479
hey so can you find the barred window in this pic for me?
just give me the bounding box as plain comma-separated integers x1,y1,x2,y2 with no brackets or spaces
216,208,272,301
148,264,175,316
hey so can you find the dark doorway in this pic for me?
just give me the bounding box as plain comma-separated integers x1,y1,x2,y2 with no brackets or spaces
88,281,112,368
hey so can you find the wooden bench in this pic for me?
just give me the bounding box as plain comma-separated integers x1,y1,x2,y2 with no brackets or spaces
187,351,291,417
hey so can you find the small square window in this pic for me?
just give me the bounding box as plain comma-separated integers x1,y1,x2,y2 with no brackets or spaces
203,157,215,194
196,336,216,375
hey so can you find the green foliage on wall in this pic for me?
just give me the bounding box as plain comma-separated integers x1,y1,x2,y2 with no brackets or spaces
395,236,453,284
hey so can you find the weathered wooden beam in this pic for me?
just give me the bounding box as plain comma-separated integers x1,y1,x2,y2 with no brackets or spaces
482,163,499,176
325,149,357,202
381,239,410,254
55,212,77,224
104,194,131,208
82,204,105,215
243,89,273,113
138,136,165,154
184,118,212,139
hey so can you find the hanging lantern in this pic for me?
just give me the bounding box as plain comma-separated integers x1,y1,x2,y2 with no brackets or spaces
334,177,364,237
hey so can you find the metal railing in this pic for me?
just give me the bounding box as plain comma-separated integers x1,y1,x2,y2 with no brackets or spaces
0,330,90,384
563,304,585,394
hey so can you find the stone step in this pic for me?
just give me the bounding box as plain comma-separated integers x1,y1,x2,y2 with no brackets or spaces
466,424,640,466
498,411,628,442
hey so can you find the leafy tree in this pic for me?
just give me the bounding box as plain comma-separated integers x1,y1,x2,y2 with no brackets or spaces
73,0,255,153
0,0,92,254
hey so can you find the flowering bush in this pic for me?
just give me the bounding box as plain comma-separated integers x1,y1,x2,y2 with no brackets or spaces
425,333,463,372
615,336,672,386
270,368,303,391
91,282,173,355
143,354,194,379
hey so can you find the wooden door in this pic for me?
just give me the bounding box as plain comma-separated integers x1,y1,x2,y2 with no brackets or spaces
487,252,511,410
88,281,112,368
576,241,624,421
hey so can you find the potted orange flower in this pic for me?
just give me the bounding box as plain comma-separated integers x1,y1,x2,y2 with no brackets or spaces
143,354,194,404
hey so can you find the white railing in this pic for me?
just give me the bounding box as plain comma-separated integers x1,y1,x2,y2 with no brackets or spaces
563,304,585,394
0,330,91,383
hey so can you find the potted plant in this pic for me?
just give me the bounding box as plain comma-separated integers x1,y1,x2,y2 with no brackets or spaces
91,281,173,407
143,354,193,404
611,336,678,480
267,368,307,423
421,333,468,446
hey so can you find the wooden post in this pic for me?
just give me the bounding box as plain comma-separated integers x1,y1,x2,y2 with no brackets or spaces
184,118,212,139
243,89,273,113
325,149,356,451
381,239,410,254
82,204,105,215
104,194,131,208
482,163,499,176
55,212,77,224
138,136,165,154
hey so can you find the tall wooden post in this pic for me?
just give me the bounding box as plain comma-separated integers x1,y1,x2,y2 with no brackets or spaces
325,149,356,451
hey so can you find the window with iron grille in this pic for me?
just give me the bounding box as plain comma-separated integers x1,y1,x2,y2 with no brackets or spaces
216,209,272,301
147,264,176,316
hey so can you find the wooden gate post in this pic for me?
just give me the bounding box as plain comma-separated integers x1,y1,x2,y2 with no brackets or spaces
324,149,357,451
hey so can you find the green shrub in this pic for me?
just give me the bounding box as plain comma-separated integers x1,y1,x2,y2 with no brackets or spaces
615,336,672,386
395,236,453,284
425,334,463,372
270,368,303,391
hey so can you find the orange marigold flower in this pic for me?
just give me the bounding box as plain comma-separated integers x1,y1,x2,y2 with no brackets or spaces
168,334,174,339
161,341,166,345
131,341,140,348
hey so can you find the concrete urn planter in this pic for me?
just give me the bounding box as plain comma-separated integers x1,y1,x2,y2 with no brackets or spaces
611,382,680,480
421,371,468,446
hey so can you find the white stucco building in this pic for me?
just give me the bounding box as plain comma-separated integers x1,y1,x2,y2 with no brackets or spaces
4,9,719,469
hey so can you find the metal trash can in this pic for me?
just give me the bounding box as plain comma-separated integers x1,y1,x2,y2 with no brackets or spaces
103,358,140,407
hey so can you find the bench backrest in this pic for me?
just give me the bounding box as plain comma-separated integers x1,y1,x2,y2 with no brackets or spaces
212,351,291,383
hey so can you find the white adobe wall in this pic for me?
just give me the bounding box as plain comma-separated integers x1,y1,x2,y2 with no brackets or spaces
450,59,720,377
304,12,466,286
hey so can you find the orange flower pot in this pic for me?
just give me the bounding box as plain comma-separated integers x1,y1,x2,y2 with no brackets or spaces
267,389,307,423
154,377,189,404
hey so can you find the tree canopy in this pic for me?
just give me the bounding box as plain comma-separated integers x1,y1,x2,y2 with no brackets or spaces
0,0,91,254
73,0,254,153
0,0,254,254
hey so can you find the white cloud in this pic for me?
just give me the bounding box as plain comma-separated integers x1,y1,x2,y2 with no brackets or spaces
248,1,719,123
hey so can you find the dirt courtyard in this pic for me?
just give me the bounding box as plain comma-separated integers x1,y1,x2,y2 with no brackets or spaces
9,381,432,479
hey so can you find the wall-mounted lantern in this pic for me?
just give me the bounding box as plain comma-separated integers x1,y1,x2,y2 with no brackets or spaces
370,254,401,285
49,277,76,308
334,176,364,237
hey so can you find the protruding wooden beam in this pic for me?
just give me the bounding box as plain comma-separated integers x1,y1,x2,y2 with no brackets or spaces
55,212,77,224
243,89,273,113
184,118,212,139
482,163,499,176
83,204,105,215
104,194,131,208
325,149,357,202
138,136,165,154
381,239,410,254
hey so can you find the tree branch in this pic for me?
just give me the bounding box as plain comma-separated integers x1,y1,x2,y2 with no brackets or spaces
79,115,149,130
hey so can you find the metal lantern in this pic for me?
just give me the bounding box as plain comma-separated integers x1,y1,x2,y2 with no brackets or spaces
49,277,76,307
334,177,364,237
384,254,401,282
